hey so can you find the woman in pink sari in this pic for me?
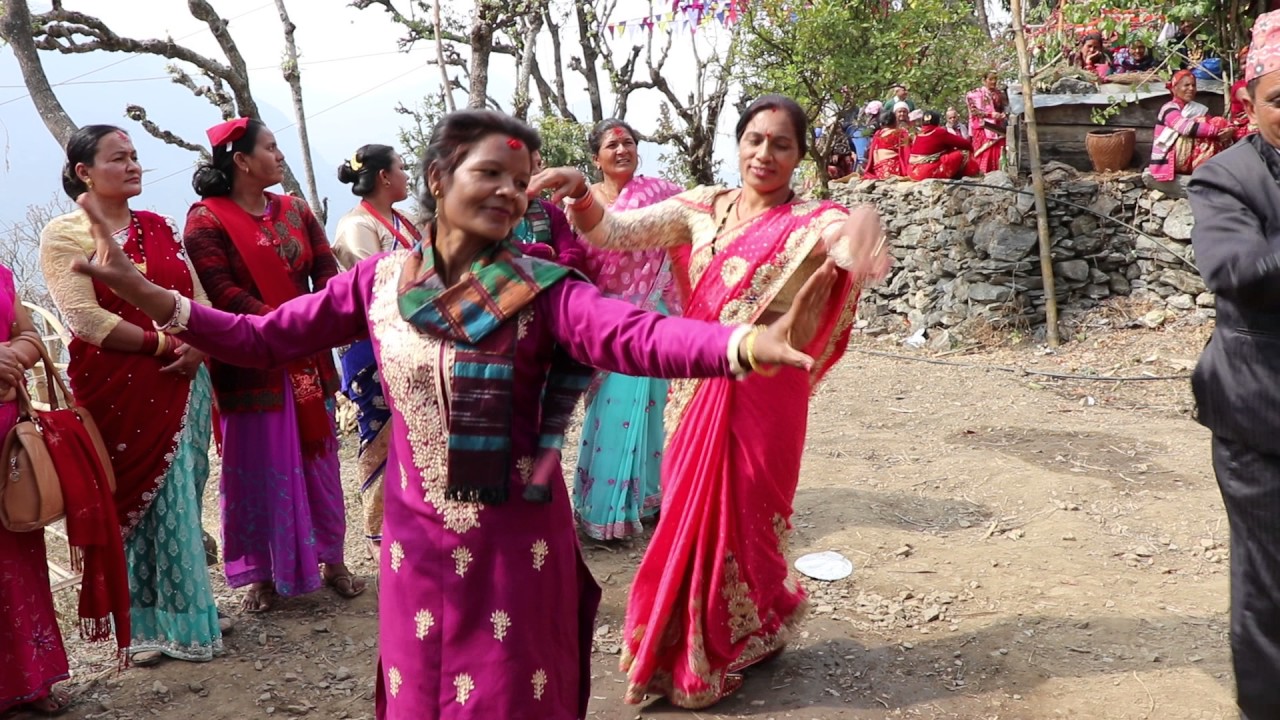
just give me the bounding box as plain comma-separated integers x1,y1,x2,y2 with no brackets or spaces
76,109,847,720
967,71,1008,173
0,265,73,715
572,119,684,540
535,94,891,708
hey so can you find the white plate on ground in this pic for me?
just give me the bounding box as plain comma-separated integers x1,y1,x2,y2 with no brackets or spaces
794,551,854,581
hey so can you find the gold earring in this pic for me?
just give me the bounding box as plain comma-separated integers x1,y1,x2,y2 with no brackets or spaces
85,178,95,190
432,187,442,198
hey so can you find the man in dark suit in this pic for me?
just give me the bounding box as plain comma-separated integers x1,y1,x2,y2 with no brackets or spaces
1189,10,1280,719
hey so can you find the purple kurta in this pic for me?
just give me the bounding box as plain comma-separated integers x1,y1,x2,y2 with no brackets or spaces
177,250,736,719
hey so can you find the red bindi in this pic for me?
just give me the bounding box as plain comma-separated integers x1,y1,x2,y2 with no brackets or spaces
506,137,524,150
116,130,129,140
610,127,629,141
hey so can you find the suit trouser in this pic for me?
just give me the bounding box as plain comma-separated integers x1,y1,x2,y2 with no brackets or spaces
1212,435,1280,720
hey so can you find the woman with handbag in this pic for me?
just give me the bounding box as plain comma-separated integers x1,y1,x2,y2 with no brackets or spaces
185,118,362,612
71,109,849,720
0,268,73,713
39,125,224,666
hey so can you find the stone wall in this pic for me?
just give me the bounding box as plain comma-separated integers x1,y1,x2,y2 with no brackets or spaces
830,163,1212,339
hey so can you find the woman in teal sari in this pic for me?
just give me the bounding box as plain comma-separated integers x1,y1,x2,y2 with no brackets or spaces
40,125,223,665
572,119,684,540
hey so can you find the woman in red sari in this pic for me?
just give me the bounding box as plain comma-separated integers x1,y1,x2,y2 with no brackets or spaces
862,107,910,179
0,267,72,714
967,71,1008,173
41,125,223,666
534,94,892,709
908,110,979,180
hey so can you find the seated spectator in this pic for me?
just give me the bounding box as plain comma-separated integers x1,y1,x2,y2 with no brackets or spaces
1149,69,1234,181
893,101,911,130
907,108,924,133
863,108,910,179
1071,31,1113,78
908,110,978,181
884,83,916,111
1114,39,1157,73
1228,45,1257,140
944,107,970,140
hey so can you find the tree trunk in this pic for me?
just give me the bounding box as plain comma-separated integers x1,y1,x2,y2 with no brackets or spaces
1,0,78,147
974,0,992,38
573,2,604,123
512,12,544,120
433,0,455,112
274,0,325,223
467,4,496,110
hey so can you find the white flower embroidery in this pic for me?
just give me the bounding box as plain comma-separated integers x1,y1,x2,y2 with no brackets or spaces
389,541,405,572
452,546,473,577
491,610,511,641
532,669,547,700
388,666,403,698
454,674,475,705
415,609,435,640
531,539,549,571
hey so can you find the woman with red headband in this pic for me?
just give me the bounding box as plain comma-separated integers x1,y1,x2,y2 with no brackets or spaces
73,108,845,720
185,117,363,612
1150,70,1235,181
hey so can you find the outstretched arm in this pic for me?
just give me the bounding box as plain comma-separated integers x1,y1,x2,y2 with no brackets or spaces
529,167,695,250
72,193,368,369
543,259,844,378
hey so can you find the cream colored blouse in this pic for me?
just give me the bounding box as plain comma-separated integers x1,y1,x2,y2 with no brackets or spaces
39,210,209,346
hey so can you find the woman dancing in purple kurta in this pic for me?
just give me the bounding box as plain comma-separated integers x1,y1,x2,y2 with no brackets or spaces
72,110,883,719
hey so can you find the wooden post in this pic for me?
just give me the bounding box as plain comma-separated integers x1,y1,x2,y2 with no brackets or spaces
1010,0,1061,347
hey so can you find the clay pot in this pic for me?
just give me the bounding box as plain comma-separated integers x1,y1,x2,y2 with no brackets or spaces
1085,128,1136,172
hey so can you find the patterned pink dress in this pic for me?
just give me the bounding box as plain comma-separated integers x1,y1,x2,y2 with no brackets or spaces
0,264,71,712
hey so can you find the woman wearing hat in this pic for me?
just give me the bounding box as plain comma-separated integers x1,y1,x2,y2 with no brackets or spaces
185,118,364,612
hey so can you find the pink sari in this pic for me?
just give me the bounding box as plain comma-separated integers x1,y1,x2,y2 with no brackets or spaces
0,264,71,712
579,175,684,312
621,197,858,708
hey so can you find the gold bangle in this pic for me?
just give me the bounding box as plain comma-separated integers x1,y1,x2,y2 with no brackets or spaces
749,325,781,377
154,333,168,357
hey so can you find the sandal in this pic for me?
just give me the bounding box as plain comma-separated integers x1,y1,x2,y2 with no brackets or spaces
130,650,164,667
24,687,71,716
322,565,367,600
241,582,277,613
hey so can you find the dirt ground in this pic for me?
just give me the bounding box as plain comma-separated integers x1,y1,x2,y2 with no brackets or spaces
16,310,1240,720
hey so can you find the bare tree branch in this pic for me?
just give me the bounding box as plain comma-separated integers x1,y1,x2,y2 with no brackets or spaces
167,64,236,117
274,0,326,222
125,105,209,155
0,0,78,147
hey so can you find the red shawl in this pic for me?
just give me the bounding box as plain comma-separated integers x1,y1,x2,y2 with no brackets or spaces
198,195,331,457
47,407,131,659
67,210,195,534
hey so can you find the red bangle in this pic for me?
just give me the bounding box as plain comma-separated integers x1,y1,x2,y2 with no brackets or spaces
140,330,160,356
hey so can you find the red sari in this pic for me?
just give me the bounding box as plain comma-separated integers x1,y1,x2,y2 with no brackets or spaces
862,127,910,179
67,211,196,533
907,127,978,180
622,197,858,708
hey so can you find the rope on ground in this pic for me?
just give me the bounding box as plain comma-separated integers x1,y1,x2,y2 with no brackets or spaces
851,348,1191,382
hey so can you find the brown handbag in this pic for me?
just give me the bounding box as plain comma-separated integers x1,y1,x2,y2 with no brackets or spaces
0,338,116,532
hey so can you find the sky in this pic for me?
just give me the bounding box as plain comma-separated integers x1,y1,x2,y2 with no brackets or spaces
0,0,741,237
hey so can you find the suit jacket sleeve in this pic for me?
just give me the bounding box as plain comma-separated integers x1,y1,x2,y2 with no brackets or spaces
1190,158,1280,310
